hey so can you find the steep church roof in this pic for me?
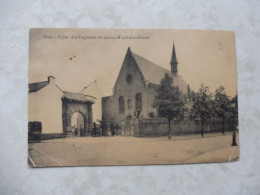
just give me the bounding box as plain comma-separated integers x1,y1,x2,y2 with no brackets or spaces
130,49,188,94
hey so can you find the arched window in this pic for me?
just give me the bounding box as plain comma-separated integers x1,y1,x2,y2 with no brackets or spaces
135,93,142,111
127,99,132,109
119,96,125,114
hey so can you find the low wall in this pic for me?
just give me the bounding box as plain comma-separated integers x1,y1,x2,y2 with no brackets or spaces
101,118,237,137
136,119,237,136
137,118,168,137
41,133,65,140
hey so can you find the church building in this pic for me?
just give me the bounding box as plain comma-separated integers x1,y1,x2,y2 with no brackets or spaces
102,43,188,126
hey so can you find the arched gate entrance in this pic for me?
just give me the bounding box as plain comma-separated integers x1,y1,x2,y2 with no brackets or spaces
62,92,95,136
71,112,85,136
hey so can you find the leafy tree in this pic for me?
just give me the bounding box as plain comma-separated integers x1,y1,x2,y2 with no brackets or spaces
191,84,214,137
213,86,234,134
230,94,238,122
231,94,238,109
153,73,186,139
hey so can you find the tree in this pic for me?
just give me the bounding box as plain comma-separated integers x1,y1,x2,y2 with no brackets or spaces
213,86,234,134
153,73,186,139
191,84,213,137
230,94,238,122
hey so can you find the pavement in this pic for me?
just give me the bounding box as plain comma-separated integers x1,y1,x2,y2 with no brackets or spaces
28,132,239,167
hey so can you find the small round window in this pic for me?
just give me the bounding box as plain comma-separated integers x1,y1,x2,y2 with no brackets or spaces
126,74,132,84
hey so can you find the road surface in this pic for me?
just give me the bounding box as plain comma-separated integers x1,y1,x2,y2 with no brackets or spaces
28,132,239,167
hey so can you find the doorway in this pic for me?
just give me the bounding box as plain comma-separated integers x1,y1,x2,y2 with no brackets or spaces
71,112,84,136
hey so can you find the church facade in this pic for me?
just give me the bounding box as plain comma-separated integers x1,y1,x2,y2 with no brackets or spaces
102,43,188,126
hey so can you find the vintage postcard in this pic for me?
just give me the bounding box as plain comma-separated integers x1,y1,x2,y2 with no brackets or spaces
28,29,239,167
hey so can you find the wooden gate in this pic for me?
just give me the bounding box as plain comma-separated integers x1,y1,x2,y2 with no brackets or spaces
121,118,134,136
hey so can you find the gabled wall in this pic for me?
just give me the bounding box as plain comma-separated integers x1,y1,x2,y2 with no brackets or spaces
80,81,103,123
111,49,157,125
28,82,63,134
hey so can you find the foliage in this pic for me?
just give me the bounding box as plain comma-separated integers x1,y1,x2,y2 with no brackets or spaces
149,112,156,118
191,85,238,136
212,86,238,134
230,94,238,122
153,73,186,139
213,86,233,120
191,84,214,122
153,73,186,121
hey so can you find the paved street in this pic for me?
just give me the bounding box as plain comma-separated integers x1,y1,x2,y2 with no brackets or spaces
28,132,239,167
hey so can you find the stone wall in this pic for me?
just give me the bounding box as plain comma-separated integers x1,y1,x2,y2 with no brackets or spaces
41,133,65,140
109,50,157,125
102,118,237,137
102,96,112,120
135,119,237,137
62,99,93,136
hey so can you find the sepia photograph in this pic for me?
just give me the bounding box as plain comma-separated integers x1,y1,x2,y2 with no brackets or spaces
28,28,239,167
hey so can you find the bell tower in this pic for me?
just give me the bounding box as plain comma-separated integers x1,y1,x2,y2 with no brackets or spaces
170,42,178,76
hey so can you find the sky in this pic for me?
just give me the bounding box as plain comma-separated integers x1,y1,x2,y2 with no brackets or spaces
29,29,237,97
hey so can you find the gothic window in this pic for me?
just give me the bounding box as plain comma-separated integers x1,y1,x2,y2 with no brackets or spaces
126,74,132,84
127,99,132,109
135,93,142,111
119,96,125,114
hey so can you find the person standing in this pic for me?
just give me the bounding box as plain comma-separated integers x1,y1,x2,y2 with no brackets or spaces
93,122,97,137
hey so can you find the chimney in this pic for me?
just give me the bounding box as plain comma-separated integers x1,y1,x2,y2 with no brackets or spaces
48,76,56,83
